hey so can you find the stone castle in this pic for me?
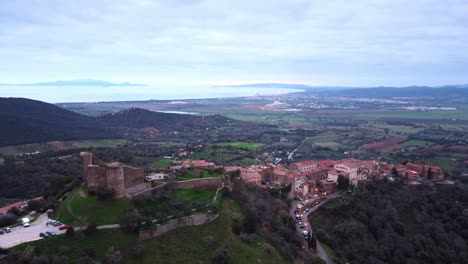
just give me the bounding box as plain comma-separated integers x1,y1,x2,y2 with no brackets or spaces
80,152,150,198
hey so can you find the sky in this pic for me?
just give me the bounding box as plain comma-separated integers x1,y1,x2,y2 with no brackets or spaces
1,0,468,87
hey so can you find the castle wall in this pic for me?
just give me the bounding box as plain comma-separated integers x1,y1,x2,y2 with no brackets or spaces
106,165,126,198
139,212,219,240
123,166,145,188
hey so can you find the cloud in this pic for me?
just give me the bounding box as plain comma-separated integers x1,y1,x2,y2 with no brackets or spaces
0,0,467,86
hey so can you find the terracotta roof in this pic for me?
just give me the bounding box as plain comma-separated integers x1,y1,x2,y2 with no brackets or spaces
292,160,317,168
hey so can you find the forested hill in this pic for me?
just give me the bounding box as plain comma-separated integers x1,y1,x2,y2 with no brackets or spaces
0,98,246,147
0,97,118,146
98,108,234,131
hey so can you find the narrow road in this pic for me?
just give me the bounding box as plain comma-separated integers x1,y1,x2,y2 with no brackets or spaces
290,192,341,264
288,137,310,160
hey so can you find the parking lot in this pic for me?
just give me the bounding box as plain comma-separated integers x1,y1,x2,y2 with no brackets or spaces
0,213,66,248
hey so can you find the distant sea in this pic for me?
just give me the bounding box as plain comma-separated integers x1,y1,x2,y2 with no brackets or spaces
0,85,302,103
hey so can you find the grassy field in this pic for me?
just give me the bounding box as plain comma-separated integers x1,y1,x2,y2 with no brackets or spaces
357,110,468,120
0,139,128,155
170,189,217,204
54,187,133,226
177,169,223,181
401,139,434,147
217,141,263,150
13,199,287,264
150,158,172,168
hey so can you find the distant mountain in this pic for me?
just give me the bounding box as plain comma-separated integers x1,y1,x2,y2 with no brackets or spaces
0,98,119,146
0,79,146,86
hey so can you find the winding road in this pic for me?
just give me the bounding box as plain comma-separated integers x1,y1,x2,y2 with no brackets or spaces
290,192,341,264
288,137,310,160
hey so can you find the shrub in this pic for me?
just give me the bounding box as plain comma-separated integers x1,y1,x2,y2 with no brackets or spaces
130,243,145,258
201,235,216,247
212,248,230,264
65,226,75,237
105,247,122,264
95,187,115,200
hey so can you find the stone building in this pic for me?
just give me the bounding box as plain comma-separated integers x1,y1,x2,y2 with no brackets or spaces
80,152,150,198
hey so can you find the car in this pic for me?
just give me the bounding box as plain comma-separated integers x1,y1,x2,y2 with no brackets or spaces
302,230,310,238
304,207,309,212
299,224,305,229
59,224,70,230
298,221,304,225
46,231,56,236
299,202,305,206
52,221,62,227
295,215,302,220
39,232,49,237
0,230,4,235
5,227,11,233
296,204,303,209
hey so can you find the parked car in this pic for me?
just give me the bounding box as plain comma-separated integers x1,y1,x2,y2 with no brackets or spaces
295,215,302,220
304,208,309,212
302,230,310,239
5,227,11,233
46,231,56,236
59,224,70,230
293,209,299,215
298,221,304,225
39,232,49,237
299,224,305,229
0,230,4,235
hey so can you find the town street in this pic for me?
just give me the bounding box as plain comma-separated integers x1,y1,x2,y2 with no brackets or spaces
0,214,66,249
288,137,310,160
290,191,341,264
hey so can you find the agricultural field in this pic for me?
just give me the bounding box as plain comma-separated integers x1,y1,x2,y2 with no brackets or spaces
360,137,407,153
217,141,263,150
401,139,434,147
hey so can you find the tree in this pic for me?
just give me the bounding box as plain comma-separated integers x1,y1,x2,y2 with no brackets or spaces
28,199,47,212
83,223,97,236
120,211,141,233
65,226,75,237
212,248,230,264
337,175,350,190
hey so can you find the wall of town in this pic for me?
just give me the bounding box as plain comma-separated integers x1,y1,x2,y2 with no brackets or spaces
172,177,222,189
139,212,219,240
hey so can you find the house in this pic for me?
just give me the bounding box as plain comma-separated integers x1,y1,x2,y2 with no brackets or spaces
180,160,216,169
145,173,168,181
334,161,360,186
291,160,317,172
239,166,264,184
271,165,295,187
327,169,339,183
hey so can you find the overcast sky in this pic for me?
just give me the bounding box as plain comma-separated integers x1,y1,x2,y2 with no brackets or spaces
1,0,467,86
